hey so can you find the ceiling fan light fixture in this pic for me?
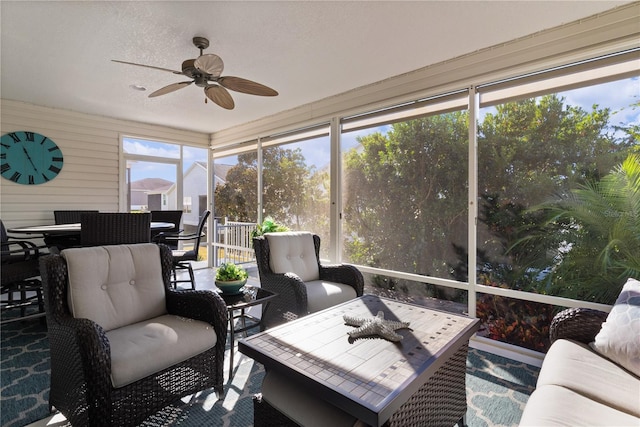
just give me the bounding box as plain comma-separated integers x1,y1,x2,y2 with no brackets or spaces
112,36,278,109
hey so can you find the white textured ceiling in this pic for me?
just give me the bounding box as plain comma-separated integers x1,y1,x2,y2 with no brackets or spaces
0,1,629,134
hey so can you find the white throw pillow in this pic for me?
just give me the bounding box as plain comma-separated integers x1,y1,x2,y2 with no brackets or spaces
591,278,640,376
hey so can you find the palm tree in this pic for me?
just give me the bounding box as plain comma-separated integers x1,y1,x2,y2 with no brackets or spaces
531,154,640,304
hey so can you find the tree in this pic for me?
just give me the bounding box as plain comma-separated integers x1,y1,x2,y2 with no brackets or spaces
214,146,329,237
343,112,469,280
526,154,640,303
474,95,633,288
344,94,635,301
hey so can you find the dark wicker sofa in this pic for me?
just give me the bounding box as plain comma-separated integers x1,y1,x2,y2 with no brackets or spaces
39,243,228,427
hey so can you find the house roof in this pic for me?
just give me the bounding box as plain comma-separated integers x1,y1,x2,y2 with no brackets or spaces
130,178,174,192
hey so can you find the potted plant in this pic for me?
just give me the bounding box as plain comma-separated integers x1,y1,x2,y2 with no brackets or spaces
251,216,289,238
215,262,249,295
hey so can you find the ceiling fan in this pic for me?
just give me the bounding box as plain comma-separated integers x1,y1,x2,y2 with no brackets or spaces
112,36,278,110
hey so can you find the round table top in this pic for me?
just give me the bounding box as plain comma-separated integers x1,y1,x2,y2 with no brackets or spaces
8,222,174,234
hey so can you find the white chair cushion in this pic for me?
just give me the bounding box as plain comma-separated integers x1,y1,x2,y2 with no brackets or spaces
305,280,358,314
63,244,167,331
266,232,319,282
520,384,639,426
106,314,217,388
591,278,640,376
538,339,640,417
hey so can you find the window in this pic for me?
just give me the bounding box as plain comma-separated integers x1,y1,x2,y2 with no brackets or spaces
341,92,469,302
262,132,331,257
122,137,208,264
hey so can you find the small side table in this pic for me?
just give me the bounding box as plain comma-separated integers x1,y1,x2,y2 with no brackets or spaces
219,286,278,380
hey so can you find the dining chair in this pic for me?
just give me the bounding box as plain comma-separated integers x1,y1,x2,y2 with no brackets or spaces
253,231,364,329
54,210,100,224
157,210,210,289
47,210,100,251
80,212,151,247
1,220,44,323
150,210,183,250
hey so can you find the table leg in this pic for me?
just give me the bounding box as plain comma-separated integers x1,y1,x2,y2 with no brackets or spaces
228,308,235,381
241,308,248,337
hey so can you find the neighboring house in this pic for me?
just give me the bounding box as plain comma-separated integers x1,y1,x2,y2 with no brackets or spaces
129,178,173,211
162,162,234,227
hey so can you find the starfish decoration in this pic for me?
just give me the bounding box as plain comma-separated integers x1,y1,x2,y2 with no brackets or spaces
343,311,411,342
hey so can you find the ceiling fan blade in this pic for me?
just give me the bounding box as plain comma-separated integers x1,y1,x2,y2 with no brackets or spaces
217,76,278,96
194,54,224,77
111,59,183,75
205,85,235,110
149,81,193,97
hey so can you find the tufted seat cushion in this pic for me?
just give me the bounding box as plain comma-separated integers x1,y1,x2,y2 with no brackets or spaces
266,232,319,282
63,244,167,331
106,314,217,387
62,243,217,388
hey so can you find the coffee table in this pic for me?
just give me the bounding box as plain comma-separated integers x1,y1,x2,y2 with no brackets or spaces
238,294,479,426
219,286,277,380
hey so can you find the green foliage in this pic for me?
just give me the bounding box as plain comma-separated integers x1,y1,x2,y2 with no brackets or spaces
214,145,330,244
476,287,556,352
215,262,248,282
526,154,640,303
343,111,469,283
251,216,289,238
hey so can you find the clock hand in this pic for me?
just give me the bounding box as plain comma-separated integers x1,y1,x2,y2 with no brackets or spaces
22,147,39,172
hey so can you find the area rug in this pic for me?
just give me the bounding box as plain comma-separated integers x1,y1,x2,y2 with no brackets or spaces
1,316,539,427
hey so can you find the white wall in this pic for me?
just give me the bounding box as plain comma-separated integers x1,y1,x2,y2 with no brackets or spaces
183,164,207,227
0,100,208,229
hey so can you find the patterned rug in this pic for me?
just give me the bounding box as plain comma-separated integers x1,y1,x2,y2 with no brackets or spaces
1,316,539,427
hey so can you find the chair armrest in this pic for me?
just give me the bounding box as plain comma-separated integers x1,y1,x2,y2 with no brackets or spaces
2,239,40,260
151,230,184,243
258,272,308,328
549,307,608,344
319,264,364,296
47,314,113,400
159,232,203,243
165,289,228,345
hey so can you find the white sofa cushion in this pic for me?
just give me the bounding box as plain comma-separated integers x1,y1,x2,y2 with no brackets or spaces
305,280,358,313
520,383,639,426
106,314,217,388
266,232,319,282
537,339,640,417
63,244,167,331
591,277,640,376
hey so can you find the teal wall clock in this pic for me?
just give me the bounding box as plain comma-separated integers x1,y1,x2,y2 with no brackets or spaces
0,131,64,185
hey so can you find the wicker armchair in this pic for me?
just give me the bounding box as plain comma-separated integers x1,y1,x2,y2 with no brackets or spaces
80,212,151,246
549,307,609,344
39,243,228,427
253,232,364,329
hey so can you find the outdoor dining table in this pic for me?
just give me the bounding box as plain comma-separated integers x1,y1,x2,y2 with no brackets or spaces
7,222,175,235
